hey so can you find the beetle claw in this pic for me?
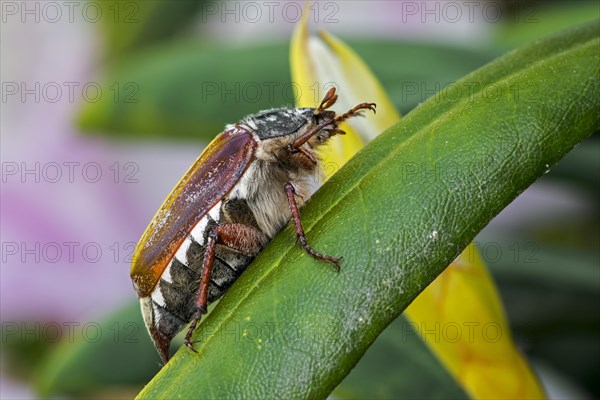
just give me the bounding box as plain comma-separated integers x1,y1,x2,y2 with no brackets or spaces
332,256,342,272
184,338,200,353
183,306,207,354
335,103,377,124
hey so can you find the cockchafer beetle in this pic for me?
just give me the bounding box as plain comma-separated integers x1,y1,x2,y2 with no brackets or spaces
130,88,376,363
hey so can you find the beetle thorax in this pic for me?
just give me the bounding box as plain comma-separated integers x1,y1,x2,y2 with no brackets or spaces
228,142,319,239
225,109,334,238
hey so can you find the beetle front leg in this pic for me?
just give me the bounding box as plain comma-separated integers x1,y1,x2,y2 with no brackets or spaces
284,182,341,270
184,223,265,353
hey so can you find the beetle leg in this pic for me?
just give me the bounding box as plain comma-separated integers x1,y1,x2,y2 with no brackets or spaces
288,119,333,153
184,228,218,352
284,182,341,270
184,223,265,353
215,223,265,256
335,103,376,124
290,102,375,152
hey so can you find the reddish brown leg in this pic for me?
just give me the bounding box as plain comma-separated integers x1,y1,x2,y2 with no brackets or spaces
335,102,376,124
289,102,376,152
284,182,340,270
184,228,217,351
184,223,265,352
215,223,265,255
288,119,333,153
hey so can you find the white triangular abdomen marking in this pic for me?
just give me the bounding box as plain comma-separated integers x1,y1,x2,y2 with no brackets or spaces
151,286,166,308
174,236,193,266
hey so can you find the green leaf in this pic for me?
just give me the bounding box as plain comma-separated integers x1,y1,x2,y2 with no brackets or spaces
76,41,498,140
137,21,599,399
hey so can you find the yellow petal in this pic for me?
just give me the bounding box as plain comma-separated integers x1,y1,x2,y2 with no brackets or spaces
406,244,545,398
290,12,314,109
290,17,545,399
290,13,399,171
316,30,400,140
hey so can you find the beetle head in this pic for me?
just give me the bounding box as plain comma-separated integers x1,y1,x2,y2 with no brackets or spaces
246,88,375,171
286,87,376,160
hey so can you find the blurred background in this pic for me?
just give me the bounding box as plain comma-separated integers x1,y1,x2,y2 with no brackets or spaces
1,0,598,398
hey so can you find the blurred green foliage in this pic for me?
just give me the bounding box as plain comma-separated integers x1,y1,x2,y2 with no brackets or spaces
98,0,206,60
2,1,595,398
77,41,499,141
33,302,161,397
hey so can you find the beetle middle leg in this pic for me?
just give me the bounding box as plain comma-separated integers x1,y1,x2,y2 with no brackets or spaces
284,182,341,270
184,223,264,352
